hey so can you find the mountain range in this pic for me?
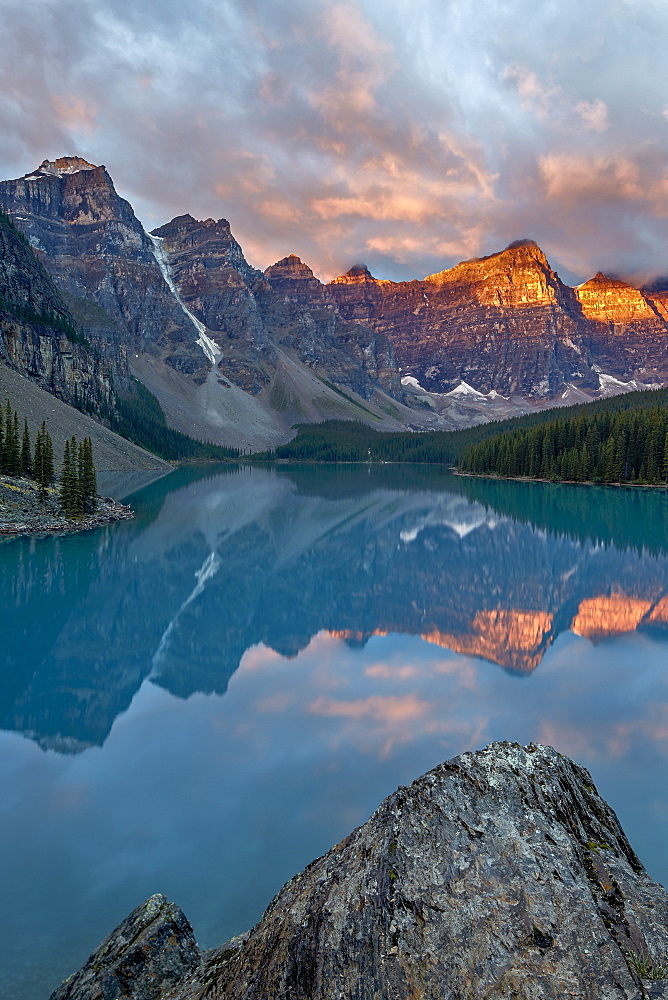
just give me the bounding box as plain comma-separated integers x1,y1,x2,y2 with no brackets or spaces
2,156,668,450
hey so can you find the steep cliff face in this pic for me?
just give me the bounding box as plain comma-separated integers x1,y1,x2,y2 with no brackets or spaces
0,159,207,386
574,273,668,384
0,209,111,412
329,241,668,398
260,254,402,400
151,214,272,395
49,744,668,1000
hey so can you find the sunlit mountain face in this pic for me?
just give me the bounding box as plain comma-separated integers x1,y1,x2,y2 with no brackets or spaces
2,465,668,754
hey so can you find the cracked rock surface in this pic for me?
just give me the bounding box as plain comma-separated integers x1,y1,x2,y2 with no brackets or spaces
49,743,668,999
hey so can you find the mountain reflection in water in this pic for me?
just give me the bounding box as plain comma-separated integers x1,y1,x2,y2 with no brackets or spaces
2,465,668,753
2,464,668,1000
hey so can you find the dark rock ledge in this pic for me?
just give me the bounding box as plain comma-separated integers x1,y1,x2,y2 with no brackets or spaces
0,475,132,536
48,743,668,1000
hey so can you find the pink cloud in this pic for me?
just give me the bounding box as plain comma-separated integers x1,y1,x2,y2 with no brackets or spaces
51,95,98,136
309,694,429,723
3,0,668,283
364,663,419,680
575,99,609,133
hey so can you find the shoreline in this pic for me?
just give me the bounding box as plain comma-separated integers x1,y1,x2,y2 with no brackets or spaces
454,470,668,489
0,474,134,537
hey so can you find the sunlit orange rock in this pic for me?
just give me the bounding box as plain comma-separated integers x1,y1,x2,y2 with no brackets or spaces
422,610,554,673
575,273,659,324
327,629,390,644
571,595,653,642
328,611,554,673
648,596,668,625
328,242,668,397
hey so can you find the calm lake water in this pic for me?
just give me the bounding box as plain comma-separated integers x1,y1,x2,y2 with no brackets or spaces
2,464,668,999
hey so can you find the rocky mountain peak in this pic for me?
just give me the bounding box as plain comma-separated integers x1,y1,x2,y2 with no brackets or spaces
583,271,625,287
27,156,98,178
152,214,260,287
2,157,140,231
575,272,658,322
422,239,553,291
331,263,377,284
487,239,549,269
264,254,316,281
153,214,232,239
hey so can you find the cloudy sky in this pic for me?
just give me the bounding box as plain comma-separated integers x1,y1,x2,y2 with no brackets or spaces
2,0,668,283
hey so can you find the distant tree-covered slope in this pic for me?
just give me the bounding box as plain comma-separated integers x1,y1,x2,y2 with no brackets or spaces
252,387,668,467
458,402,668,485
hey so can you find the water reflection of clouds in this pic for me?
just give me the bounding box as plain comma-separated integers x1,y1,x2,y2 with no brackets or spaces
3,625,668,1000
364,663,419,680
236,628,668,763
231,627,668,884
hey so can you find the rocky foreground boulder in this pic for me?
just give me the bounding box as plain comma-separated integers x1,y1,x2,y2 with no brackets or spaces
49,743,668,999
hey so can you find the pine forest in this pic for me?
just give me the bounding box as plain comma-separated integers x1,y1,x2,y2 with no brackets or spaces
457,405,668,485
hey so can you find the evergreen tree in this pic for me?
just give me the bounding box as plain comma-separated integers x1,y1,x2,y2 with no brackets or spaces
70,436,84,515
59,438,78,516
59,435,96,517
457,402,668,487
6,405,20,475
43,426,54,486
10,412,20,476
20,420,32,477
33,426,44,490
79,437,97,512
34,421,55,493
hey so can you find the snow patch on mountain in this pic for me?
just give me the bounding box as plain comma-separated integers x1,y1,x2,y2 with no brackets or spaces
401,375,426,392
26,157,97,178
150,551,221,675
445,381,488,400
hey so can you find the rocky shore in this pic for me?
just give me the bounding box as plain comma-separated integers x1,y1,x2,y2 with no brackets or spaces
0,474,133,536
48,743,668,1000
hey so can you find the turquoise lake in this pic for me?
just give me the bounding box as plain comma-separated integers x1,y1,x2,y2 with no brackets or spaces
2,464,668,999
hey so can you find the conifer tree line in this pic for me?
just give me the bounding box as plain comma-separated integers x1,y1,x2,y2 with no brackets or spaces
0,400,54,488
458,406,668,485
59,436,97,517
0,400,97,513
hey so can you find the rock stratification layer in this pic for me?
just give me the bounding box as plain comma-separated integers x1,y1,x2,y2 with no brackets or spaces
49,743,668,1000
0,209,111,412
328,241,668,398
